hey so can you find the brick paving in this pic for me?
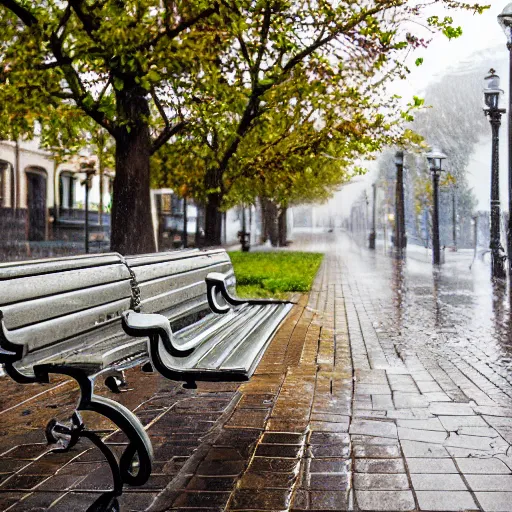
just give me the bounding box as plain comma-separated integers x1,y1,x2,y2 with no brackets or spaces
3,232,512,510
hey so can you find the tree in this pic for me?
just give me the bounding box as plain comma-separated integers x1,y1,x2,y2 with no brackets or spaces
153,0,488,245
1,1,487,251
0,0,220,253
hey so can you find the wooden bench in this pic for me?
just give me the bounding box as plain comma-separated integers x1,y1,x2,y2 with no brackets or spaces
0,249,293,509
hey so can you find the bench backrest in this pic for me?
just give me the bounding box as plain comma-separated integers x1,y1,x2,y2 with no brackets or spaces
0,249,237,377
0,253,135,364
126,248,235,328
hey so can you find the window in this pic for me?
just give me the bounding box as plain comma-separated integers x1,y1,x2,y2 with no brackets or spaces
59,172,76,210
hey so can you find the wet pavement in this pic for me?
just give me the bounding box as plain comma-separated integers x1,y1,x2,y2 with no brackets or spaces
3,231,512,510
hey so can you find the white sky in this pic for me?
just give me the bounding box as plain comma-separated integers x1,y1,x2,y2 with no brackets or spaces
332,2,512,217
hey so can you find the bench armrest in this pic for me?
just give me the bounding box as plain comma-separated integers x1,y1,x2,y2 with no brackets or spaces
205,272,294,315
121,311,202,355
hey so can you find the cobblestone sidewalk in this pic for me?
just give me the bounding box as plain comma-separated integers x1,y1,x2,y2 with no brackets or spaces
2,232,512,511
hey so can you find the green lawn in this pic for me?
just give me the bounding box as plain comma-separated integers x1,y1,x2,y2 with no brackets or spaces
228,251,324,299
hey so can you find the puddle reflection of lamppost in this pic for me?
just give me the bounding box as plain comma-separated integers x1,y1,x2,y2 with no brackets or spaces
483,69,506,279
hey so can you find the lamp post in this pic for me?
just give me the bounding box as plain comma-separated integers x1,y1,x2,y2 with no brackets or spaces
452,183,457,251
427,148,447,266
80,160,96,254
369,183,377,249
498,4,512,273
484,69,507,279
394,151,407,252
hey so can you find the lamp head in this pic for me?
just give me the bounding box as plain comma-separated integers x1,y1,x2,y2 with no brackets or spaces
426,147,447,174
395,150,404,166
499,3,512,45
484,69,504,110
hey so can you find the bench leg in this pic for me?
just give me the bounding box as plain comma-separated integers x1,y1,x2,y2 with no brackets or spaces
34,365,153,503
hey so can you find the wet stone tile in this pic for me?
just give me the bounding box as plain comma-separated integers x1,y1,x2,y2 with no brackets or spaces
465,474,512,491
456,457,511,474
355,490,415,511
400,440,450,458
406,457,458,473
309,432,349,445
0,491,28,510
261,432,304,445
305,490,350,511
310,421,349,432
172,491,231,509
475,492,512,511
307,444,350,458
249,457,300,473
354,473,410,490
35,474,85,491
0,473,50,490
238,394,275,409
2,445,49,460
310,413,350,424
349,419,397,439
7,491,62,511
306,473,349,491
410,473,467,490
196,460,246,477
355,458,406,474
255,444,302,458
185,476,237,492
48,491,101,511
230,488,292,510
238,471,296,489
353,444,401,458
309,458,350,473
118,491,159,511
416,490,476,511
204,447,245,461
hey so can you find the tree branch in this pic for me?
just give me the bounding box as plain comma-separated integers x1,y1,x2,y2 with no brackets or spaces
151,88,170,129
138,3,219,51
151,120,188,154
0,0,37,27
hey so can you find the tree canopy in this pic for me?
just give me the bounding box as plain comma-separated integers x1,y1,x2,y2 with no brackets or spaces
0,0,489,251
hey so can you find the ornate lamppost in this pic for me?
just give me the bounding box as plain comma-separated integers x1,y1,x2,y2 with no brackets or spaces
426,148,447,266
394,151,407,251
484,69,507,279
498,4,512,273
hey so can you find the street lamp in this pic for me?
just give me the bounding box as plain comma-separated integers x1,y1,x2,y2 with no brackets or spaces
80,159,96,254
498,3,512,273
369,183,377,250
483,69,506,279
394,151,407,252
426,147,447,265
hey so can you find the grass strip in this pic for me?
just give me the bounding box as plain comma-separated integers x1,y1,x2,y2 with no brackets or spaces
228,251,323,299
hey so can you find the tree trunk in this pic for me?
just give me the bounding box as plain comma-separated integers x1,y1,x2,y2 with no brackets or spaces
204,191,223,246
278,207,287,247
261,197,279,246
259,197,268,244
111,88,156,255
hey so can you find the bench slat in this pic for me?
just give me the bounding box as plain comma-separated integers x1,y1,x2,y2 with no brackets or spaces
0,264,132,305
0,253,124,279
138,263,233,305
6,297,131,353
2,280,133,330
131,252,231,283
